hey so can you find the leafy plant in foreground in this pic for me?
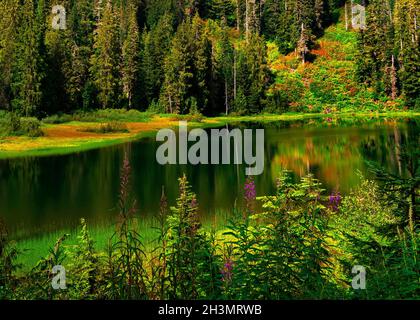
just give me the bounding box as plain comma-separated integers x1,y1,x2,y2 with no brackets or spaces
21,234,69,300
66,218,102,299
225,172,336,299
165,174,221,299
106,153,149,300
0,220,20,299
336,175,419,299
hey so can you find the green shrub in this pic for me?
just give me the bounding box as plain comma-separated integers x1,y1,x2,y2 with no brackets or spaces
165,174,221,299
263,91,289,114
0,113,43,137
20,118,44,137
83,121,129,134
14,234,69,300
73,109,152,123
172,113,204,123
42,114,73,124
335,176,419,299
42,109,152,124
0,219,20,299
147,100,165,114
66,218,103,300
224,172,336,299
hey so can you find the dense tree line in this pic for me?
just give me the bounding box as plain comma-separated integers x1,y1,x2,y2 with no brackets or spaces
355,0,420,107
0,0,418,117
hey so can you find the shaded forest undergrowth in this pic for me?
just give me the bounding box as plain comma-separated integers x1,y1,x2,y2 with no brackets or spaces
1,154,418,300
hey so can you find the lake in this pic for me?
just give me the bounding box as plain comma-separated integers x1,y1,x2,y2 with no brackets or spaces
1,116,418,239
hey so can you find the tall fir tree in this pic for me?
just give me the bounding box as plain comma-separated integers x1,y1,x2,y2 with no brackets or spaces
11,0,44,116
220,25,235,114
160,15,212,114
191,15,212,113
141,13,174,106
394,0,420,106
0,0,20,110
90,0,121,109
121,4,140,109
234,33,270,114
65,0,96,109
160,17,195,113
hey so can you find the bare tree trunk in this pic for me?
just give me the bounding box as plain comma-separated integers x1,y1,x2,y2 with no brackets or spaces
233,51,237,100
236,0,240,31
245,0,249,40
168,95,173,114
259,0,265,34
345,2,348,31
391,55,397,100
252,0,257,34
225,80,228,115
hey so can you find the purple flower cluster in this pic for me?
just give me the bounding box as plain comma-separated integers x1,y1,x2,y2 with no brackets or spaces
329,191,342,212
190,197,198,209
221,258,234,282
244,177,256,202
244,177,256,213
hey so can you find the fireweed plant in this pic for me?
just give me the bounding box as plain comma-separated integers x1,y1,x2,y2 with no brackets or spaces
106,153,149,299
0,159,418,300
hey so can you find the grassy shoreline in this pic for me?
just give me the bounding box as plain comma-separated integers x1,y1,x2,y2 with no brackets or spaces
1,111,419,159
14,210,231,272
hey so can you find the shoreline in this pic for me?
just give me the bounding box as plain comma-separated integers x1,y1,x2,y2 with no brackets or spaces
0,111,419,159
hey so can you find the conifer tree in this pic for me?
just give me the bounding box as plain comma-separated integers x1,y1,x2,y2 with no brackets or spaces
356,0,394,95
65,0,96,109
0,0,20,110
208,0,235,25
160,18,194,113
400,42,420,107
234,33,269,114
121,4,140,109
218,25,235,114
191,15,212,113
261,0,282,40
141,13,174,106
11,0,44,116
160,15,212,114
90,0,121,109
394,0,420,106
44,11,70,114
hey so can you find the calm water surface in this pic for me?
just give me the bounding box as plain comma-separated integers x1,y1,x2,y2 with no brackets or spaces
0,117,418,239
